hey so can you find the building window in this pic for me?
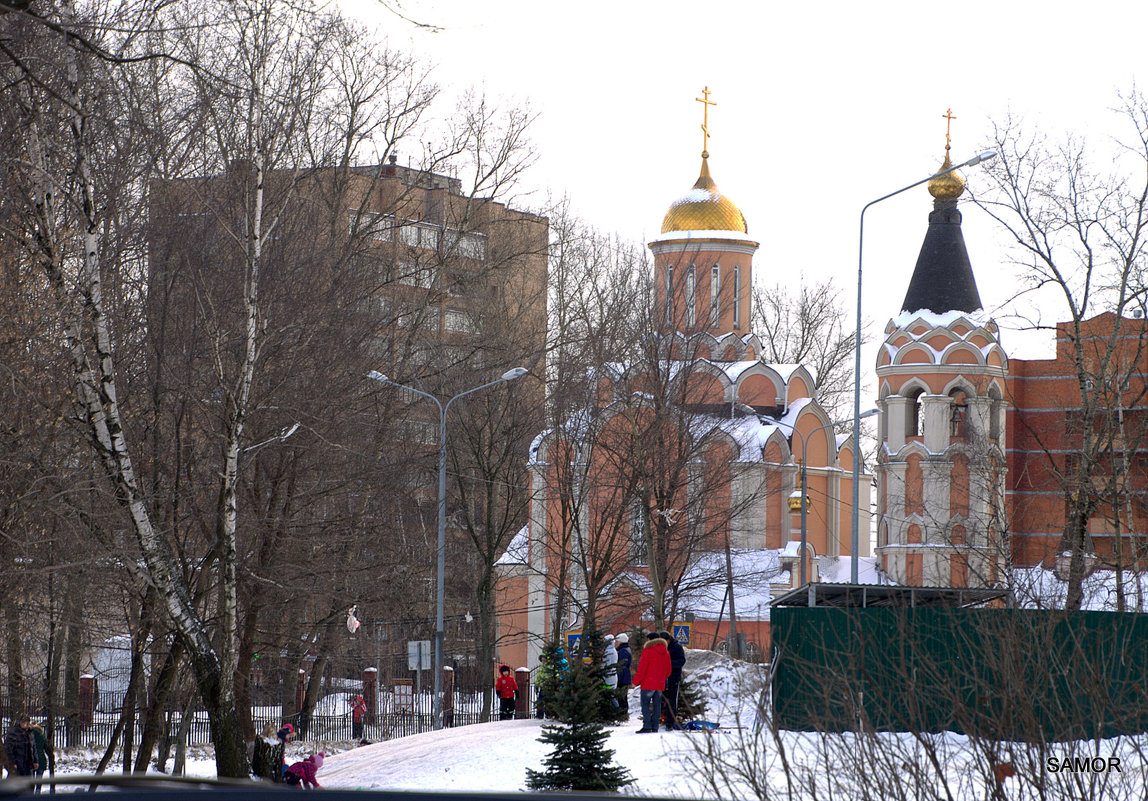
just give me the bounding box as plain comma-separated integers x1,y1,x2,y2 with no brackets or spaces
733,265,741,328
665,266,674,326
949,391,967,438
629,498,647,566
710,264,720,328
906,388,924,438
686,265,696,328
444,309,475,333
444,229,486,260
348,210,395,241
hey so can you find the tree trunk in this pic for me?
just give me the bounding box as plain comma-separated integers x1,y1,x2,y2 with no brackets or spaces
63,579,84,747
134,637,185,773
173,695,195,777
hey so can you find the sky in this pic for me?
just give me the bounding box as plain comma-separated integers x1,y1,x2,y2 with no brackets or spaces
340,0,1148,361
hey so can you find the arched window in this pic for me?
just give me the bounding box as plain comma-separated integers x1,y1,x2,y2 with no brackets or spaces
906,387,924,438
733,265,741,328
686,264,696,327
949,389,968,438
665,266,674,326
709,264,720,327
988,384,1002,441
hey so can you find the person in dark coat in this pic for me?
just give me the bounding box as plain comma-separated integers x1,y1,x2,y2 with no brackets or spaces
29,723,53,793
632,635,671,733
4,716,36,777
614,633,633,690
658,631,686,730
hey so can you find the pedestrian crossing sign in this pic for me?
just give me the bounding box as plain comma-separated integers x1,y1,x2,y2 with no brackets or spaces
672,623,691,646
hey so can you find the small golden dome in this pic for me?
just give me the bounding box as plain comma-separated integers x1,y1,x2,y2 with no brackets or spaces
928,151,965,202
661,154,748,234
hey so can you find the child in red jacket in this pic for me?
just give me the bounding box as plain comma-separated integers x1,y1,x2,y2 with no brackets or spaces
632,635,672,733
495,664,519,720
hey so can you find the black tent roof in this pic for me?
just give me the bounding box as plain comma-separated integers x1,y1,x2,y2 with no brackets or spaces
900,201,982,315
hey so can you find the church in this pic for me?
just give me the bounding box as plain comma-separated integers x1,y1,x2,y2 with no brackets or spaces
494,94,1148,669
873,131,1148,593
493,93,874,670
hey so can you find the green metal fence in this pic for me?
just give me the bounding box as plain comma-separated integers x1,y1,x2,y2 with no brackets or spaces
771,606,1148,740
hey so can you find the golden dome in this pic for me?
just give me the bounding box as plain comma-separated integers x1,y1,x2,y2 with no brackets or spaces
661,154,748,234
928,150,965,202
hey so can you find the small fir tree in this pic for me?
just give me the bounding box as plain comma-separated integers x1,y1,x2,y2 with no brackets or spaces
675,674,708,723
525,660,633,792
534,641,569,719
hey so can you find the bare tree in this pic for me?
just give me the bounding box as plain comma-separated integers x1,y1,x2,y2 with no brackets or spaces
972,92,1148,610
753,277,859,424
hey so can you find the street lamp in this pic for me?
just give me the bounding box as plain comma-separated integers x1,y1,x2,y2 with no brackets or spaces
367,366,528,729
778,410,878,585
850,150,996,583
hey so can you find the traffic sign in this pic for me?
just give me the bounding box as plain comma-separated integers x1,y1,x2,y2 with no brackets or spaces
407,639,431,670
671,623,692,646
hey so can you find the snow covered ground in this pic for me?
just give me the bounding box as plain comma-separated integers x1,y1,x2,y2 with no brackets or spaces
43,649,1148,799
321,653,766,795
321,718,718,795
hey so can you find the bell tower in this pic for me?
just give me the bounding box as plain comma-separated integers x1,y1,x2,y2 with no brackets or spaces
649,88,757,338
874,119,1009,589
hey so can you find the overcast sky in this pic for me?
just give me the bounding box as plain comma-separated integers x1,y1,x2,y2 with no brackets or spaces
344,0,1146,360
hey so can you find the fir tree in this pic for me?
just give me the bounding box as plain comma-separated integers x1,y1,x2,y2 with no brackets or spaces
534,641,569,719
525,661,633,792
675,674,709,722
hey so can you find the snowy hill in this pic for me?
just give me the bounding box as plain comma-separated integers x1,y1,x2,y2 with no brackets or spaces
320,649,766,795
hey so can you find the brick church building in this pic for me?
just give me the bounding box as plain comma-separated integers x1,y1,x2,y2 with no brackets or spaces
496,107,1148,669
495,129,873,670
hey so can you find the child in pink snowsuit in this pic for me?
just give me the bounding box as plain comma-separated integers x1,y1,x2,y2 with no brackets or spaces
284,751,324,788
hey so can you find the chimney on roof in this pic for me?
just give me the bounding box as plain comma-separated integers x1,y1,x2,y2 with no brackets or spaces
384,152,398,177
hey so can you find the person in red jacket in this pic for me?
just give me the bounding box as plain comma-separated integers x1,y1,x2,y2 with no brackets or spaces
495,664,519,720
632,634,672,733
350,695,367,739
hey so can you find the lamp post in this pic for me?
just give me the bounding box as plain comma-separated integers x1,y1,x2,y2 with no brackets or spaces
850,150,996,583
367,366,528,729
779,411,878,585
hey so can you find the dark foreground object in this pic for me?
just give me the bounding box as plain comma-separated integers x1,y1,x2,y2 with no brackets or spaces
1,775,631,801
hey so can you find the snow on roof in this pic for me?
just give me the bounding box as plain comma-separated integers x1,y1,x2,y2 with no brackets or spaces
613,571,654,596
1011,566,1148,612
775,396,813,431
816,555,890,586
676,549,783,621
494,525,529,566
709,414,780,462
766,363,807,383
892,308,992,329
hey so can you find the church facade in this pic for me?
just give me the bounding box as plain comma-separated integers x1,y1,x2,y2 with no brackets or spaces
495,130,872,670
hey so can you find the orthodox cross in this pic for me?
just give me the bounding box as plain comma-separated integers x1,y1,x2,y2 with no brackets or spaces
942,108,957,150
697,86,716,156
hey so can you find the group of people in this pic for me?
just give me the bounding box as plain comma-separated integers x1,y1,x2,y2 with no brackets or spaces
631,631,686,733
512,629,687,734
3,715,53,789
